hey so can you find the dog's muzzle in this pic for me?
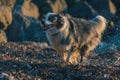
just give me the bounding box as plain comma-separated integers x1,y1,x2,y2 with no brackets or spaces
42,20,54,30
42,21,59,36
44,23,54,30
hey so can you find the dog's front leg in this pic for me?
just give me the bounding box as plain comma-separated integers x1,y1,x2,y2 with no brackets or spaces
79,45,89,63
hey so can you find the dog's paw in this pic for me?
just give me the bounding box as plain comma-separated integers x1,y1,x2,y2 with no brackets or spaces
79,56,88,64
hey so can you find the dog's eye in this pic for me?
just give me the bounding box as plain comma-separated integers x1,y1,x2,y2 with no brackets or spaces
41,20,45,24
48,16,58,23
54,17,58,20
48,16,53,21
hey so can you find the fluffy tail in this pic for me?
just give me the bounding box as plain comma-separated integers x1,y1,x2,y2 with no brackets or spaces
92,15,107,34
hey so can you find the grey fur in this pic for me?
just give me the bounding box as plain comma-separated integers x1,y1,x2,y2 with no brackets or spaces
44,13,107,65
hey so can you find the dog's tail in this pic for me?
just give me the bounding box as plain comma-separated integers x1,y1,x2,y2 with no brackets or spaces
92,15,107,34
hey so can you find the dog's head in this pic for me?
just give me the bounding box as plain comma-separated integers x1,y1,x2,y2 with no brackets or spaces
42,13,65,35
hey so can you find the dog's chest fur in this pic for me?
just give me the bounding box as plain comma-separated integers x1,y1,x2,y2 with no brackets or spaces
48,32,74,53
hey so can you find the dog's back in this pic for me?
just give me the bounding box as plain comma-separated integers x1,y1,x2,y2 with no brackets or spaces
67,15,106,63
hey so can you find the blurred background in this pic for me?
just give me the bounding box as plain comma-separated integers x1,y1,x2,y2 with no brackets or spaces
0,0,120,45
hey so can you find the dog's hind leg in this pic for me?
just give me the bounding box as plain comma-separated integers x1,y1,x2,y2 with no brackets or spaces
80,37,100,63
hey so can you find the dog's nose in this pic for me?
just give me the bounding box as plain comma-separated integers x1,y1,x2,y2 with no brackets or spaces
41,20,47,30
41,20,45,25
42,20,49,27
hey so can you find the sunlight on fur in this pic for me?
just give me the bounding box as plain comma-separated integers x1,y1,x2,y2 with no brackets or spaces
44,13,107,65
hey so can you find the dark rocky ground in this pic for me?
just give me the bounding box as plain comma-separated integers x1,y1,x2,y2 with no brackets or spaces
0,42,119,80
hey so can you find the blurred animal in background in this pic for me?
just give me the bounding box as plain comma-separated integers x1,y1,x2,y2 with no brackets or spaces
43,12,107,65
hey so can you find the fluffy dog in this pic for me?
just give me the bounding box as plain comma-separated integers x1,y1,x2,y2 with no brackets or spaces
43,13,107,65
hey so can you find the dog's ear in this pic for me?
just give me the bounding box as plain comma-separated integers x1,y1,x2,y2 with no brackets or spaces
53,13,64,28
